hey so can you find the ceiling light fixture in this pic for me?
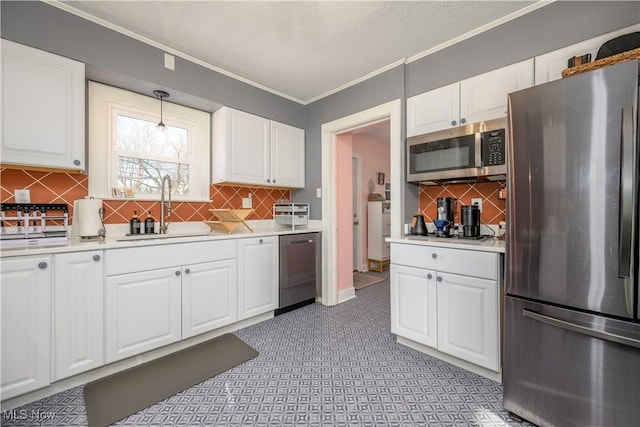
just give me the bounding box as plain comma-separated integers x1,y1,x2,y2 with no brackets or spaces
153,89,170,132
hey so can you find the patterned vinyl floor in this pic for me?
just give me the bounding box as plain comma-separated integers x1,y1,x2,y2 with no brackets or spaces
1,272,532,427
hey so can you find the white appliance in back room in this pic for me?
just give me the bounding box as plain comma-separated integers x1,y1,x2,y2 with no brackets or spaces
504,59,639,426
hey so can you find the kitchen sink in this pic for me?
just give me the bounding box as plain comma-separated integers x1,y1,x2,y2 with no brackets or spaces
115,232,211,242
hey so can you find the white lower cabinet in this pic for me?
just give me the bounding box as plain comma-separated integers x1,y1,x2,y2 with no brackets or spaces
105,268,182,363
0,256,52,400
390,242,501,373
390,265,437,348
237,236,279,320
182,259,237,339
53,251,104,381
104,240,238,363
436,272,499,372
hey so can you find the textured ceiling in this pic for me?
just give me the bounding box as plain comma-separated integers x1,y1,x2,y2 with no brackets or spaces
57,1,539,104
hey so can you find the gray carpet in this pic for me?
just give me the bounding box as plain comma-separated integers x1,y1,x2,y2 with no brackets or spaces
1,276,532,427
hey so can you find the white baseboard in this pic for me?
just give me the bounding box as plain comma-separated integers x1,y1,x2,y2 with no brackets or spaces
338,286,356,304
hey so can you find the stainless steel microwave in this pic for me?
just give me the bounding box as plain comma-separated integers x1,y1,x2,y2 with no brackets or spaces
407,117,507,184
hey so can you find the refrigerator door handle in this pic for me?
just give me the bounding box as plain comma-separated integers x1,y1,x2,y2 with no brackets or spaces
618,106,634,278
523,309,640,349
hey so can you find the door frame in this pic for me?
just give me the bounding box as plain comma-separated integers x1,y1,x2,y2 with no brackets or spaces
320,99,402,306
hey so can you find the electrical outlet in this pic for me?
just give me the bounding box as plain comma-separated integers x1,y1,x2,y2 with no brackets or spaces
14,189,31,203
242,197,252,209
316,188,322,198
471,198,483,212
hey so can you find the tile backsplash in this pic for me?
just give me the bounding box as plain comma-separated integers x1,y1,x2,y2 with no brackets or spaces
0,169,290,224
418,181,506,224
0,169,506,226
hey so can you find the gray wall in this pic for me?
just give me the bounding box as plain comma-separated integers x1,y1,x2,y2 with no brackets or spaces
302,1,640,219
300,65,407,219
2,1,638,220
405,1,640,96
0,1,305,128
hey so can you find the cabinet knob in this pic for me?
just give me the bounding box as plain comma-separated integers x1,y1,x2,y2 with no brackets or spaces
427,273,433,279
38,261,48,269
451,120,457,126
432,253,437,259
92,254,101,262
184,268,190,274
460,118,467,124
437,276,443,282
259,238,263,244
175,270,181,276
73,159,81,166
273,179,276,184
266,179,271,183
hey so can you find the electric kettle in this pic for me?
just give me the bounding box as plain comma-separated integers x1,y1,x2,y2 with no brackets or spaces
410,214,428,235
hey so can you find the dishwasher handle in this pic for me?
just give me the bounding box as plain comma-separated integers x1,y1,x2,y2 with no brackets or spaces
290,239,314,244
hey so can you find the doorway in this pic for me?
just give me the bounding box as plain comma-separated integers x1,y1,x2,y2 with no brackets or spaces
320,99,402,306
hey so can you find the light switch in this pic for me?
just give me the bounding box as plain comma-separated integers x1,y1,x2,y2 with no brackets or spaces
316,188,322,198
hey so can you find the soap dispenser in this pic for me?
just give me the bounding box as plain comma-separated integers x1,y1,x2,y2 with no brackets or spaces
144,210,155,234
130,210,141,235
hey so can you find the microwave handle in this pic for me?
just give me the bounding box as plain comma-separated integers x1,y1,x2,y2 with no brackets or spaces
475,132,483,168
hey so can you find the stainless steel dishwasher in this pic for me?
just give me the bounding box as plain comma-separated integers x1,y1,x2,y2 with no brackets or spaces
276,232,321,315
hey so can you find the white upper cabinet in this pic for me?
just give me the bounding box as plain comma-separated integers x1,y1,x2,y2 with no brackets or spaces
212,106,305,188
407,59,533,136
406,83,460,137
212,107,270,186
270,120,305,188
460,59,533,124
535,24,640,85
1,39,85,170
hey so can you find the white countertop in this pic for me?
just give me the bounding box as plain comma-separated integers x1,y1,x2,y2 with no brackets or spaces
387,235,505,253
0,221,323,258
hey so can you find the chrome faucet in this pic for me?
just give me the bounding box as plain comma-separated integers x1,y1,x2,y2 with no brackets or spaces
160,175,172,234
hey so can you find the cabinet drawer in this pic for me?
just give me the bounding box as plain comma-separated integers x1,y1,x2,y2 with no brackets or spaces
390,243,497,280
105,240,236,276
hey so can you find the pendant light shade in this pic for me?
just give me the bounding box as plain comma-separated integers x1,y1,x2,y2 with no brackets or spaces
153,90,170,132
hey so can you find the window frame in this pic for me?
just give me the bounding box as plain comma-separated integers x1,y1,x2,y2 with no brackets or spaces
88,81,210,202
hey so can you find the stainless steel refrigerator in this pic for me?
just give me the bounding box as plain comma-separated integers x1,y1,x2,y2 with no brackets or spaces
504,59,640,426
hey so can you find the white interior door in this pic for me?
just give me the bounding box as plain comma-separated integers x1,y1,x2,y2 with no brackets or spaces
352,155,361,271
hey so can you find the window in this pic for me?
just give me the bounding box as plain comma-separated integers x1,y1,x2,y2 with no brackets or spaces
88,82,210,201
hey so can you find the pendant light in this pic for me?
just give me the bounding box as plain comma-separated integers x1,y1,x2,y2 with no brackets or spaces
153,90,170,132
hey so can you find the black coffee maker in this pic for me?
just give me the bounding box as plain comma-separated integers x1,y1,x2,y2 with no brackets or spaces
434,197,456,237
461,205,481,238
